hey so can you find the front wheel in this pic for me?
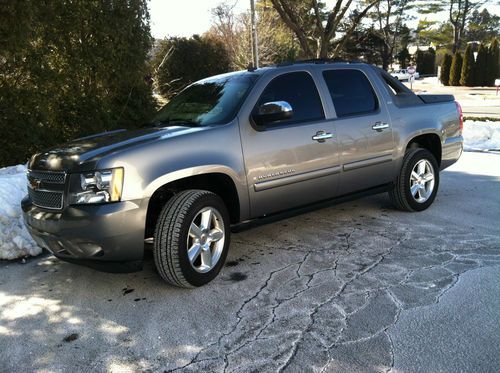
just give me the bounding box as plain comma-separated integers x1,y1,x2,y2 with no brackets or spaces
389,148,440,212
153,190,230,288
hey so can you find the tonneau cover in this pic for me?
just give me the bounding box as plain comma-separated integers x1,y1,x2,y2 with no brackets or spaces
418,94,455,104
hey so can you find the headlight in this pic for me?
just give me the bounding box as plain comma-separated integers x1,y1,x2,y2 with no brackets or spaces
69,168,124,205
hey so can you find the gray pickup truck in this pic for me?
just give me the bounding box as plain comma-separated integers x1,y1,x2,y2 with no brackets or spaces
22,61,463,287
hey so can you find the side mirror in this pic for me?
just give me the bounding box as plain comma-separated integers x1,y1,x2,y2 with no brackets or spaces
253,101,293,126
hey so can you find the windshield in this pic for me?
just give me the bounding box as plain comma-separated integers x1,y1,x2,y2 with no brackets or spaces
151,75,254,127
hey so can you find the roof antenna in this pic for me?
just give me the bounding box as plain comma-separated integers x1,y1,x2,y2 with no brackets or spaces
247,62,257,72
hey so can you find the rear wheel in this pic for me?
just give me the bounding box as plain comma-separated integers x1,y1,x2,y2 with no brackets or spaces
153,190,230,288
389,148,439,212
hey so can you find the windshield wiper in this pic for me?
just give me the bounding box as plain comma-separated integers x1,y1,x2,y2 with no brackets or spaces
160,118,200,126
147,118,201,128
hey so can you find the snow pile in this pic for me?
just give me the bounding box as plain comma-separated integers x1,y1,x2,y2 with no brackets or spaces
463,121,500,152
0,165,41,260
418,76,440,85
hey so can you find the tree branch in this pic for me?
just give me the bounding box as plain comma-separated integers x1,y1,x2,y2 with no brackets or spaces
312,0,325,33
270,0,314,57
325,0,344,37
328,0,353,40
332,0,380,57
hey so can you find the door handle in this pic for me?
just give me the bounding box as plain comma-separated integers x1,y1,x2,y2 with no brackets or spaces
312,131,333,142
372,122,390,131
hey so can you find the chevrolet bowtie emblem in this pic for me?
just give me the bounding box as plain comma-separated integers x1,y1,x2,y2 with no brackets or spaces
30,178,41,190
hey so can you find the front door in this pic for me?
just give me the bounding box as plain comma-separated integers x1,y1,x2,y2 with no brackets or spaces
239,71,341,218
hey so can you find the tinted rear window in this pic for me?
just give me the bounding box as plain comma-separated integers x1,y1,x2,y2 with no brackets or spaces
323,70,378,118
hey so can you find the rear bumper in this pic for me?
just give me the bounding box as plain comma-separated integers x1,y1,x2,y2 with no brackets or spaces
22,196,149,270
441,136,463,170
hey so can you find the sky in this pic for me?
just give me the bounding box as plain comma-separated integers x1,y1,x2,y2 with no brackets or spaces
147,0,499,40
147,0,338,38
148,0,249,39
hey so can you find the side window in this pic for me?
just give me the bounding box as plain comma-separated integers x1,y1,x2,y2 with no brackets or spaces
256,72,324,124
323,69,378,118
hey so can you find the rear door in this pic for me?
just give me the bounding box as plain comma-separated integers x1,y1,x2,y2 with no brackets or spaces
238,70,341,218
321,68,396,195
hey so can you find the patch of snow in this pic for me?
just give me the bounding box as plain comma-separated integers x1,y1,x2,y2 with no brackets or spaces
463,121,500,152
418,76,440,85
0,165,41,260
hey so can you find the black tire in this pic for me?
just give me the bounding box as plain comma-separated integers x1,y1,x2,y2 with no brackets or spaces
153,190,230,288
389,148,440,212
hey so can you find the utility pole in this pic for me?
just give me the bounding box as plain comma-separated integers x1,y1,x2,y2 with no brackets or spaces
250,0,259,68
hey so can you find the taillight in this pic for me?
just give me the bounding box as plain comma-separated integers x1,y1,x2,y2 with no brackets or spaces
455,101,463,132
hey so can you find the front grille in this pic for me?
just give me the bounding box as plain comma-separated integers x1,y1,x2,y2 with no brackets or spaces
28,188,64,209
27,170,66,209
28,170,66,184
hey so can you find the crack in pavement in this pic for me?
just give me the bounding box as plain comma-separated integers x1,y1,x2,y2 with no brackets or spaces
277,231,409,372
168,259,306,372
162,217,500,373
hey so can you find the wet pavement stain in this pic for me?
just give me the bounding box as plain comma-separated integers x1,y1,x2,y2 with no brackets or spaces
63,333,79,343
122,287,135,295
229,272,248,282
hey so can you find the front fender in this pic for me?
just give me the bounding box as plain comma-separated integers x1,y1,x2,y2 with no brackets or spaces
144,164,242,196
94,120,250,220
144,165,250,221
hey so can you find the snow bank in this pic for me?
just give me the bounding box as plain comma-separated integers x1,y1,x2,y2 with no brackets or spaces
463,121,500,152
0,165,41,260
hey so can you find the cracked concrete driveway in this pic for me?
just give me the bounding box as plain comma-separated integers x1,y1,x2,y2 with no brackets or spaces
1,152,499,372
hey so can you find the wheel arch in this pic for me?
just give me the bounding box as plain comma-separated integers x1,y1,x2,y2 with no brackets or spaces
144,171,242,239
405,132,442,166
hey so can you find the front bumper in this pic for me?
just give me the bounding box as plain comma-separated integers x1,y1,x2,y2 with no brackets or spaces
22,196,149,271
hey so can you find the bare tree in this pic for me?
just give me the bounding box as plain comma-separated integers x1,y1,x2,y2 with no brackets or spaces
210,3,240,64
207,2,295,69
371,0,409,70
270,0,382,58
449,0,471,53
418,0,485,53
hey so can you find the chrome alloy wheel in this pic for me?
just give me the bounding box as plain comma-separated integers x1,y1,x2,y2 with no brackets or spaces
187,207,225,273
410,159,435,203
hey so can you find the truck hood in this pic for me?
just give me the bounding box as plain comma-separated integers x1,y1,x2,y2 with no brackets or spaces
28,126,206,172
